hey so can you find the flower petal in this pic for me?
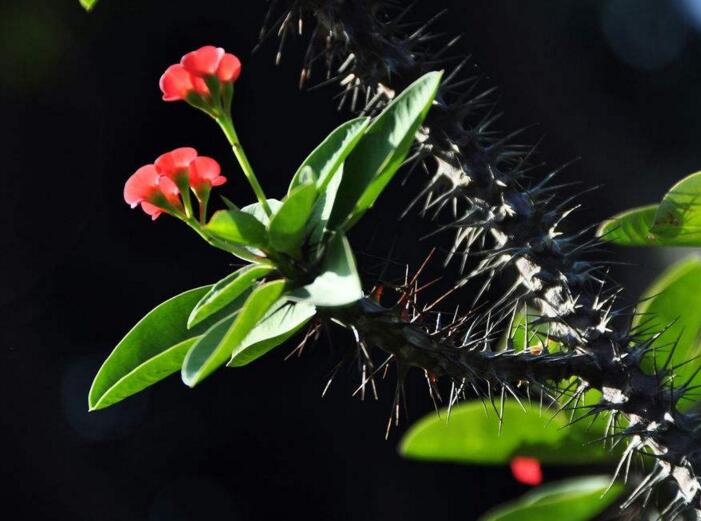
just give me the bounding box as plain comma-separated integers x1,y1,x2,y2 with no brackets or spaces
141,202,163,220
217,53,241,82
158,176,182,207
210,176,227,187
155,147,198,178
159,64,195,102
189,156,221,184
124,164,159,206
181,45,224,76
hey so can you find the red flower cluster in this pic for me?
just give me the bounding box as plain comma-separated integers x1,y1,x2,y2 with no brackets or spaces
124,147,226,220
510,457,543,486
160,46,241,103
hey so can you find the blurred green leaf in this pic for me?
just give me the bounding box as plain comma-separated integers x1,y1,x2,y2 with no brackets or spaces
207,208,267,247
269,183,318,255
400,400,613,465
80,0,98,11
290,117,370,193
596,205,659,246
188,264,274,328
89,286,223,410
229,300,316,367
479,476,622,521
290,233,363,307
635,257,701,407
328,71,442,230
182,280,287,387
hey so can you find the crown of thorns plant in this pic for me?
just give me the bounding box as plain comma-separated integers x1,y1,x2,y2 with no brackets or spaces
84,2,701,519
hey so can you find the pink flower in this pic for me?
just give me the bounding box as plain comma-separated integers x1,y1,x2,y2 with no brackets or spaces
159,46,241,102
124,165,182,220
510,457,543,486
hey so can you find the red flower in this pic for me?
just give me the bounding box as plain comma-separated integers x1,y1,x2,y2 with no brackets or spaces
510,457,543,486
154,147,226,196
159,46,241,102
124,165,182,220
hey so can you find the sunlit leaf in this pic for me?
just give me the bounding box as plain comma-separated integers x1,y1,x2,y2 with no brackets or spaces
400,400,613,465
652,171,701,245
289,117,370,193
188,264,275,328
328,71,443,230
479,476,622,521
229,300,317,367
207,208,268,247
596,205,659,246
181,280,287,387
290,233,363,307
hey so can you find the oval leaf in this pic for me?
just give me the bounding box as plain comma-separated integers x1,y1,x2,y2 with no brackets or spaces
289,233,363,307
268,183,318,255
89,286,216,410
188,264,275,328
290,117,370,193
479,476,622,521
399,400,613,465
207,208,267,247
328,71,443,230
181,279,287,387
597,205,659,246
229,300,317,367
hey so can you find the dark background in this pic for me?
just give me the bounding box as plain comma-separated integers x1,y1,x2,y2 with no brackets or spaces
3,1,701,519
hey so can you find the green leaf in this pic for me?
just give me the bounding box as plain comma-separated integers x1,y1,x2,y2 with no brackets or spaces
181,279,287,387
80,0,98,11
228,300,317,367
206,208,268,247
90,337,198,411
328,71,442,230
599,171,701,246
596,205,659,246
290,233,363,307
89,286,221,410
399,400,613,465
652,171,701,245
290,117,370,193
188,264,275,328
268,183,318,255
635,257,701,406
307,164,344,248
479,476,622,521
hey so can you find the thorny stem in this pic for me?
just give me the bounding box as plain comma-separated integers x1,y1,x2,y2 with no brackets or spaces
217,115,273,217
263,1,701,516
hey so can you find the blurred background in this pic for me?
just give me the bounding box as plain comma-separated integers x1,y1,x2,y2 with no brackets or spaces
3,0,701,519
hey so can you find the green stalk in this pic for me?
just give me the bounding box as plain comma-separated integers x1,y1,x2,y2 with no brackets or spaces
217,116,272,217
